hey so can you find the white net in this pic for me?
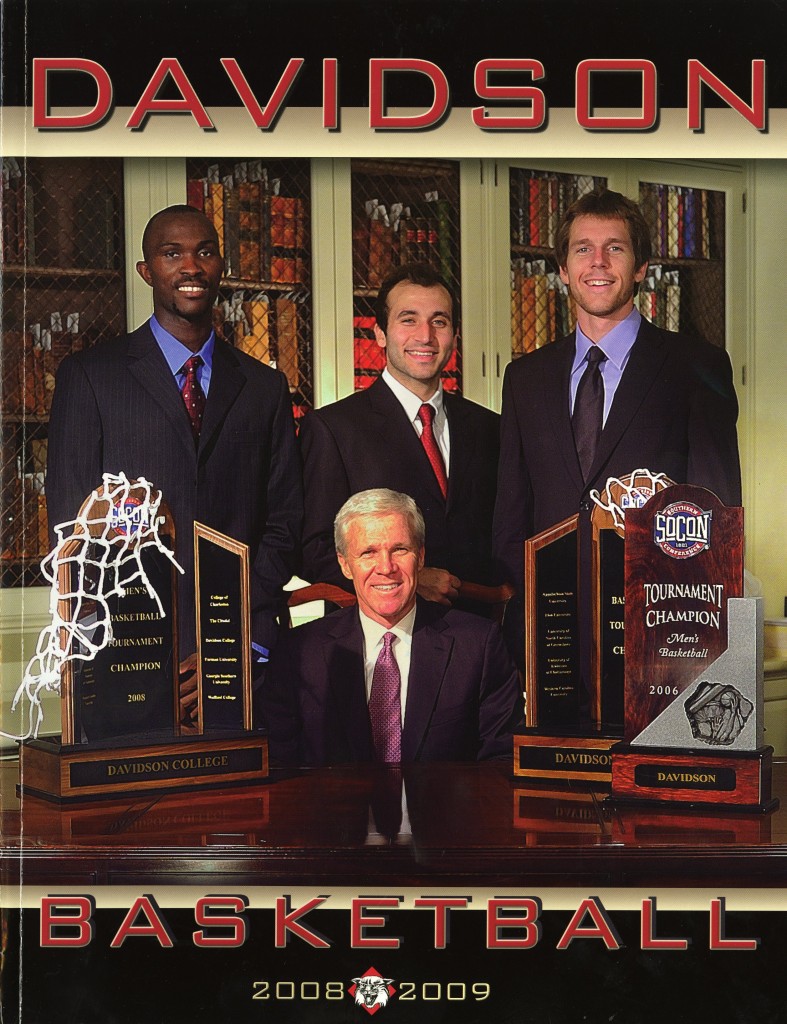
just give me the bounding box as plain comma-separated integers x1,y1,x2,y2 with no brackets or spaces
589,468,672,534
5,473,183,741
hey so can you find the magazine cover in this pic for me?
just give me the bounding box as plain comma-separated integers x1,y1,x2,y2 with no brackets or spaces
2,1,786,1021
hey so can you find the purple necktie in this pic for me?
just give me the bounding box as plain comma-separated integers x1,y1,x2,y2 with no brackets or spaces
180,355,206,442
369,632,402,763
572,345,606,481
417,403,448,498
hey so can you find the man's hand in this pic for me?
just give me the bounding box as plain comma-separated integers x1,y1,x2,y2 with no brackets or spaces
417,566,461,606
178,652,199,731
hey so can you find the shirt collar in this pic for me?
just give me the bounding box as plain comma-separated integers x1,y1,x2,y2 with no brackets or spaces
150,315,216,376
574,307,641,372
359,602,417,650
382,367,444,424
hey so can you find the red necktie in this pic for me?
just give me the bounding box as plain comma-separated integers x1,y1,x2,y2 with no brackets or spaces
368,632,402,763
417,403,448,498
180,355,206,442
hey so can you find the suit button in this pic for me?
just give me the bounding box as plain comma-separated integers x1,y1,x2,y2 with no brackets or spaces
579,499,591,511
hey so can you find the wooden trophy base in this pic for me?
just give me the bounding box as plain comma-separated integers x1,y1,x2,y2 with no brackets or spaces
608,742,778,813
514,731,618,785
17,732,269,804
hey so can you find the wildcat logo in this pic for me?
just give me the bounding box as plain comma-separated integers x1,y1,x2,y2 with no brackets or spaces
348,968,396,1015
653,501,712,559
109,496,148,536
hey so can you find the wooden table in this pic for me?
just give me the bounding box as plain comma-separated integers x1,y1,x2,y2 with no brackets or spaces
2,759,786,887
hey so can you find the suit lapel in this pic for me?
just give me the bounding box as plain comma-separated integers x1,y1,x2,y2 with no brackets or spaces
443,394,472,511
325,611,374,761
126,324,195,460
542,336,586,494
588,320,669,484
367,378,446,506
401,603,453,761
198,341,246,459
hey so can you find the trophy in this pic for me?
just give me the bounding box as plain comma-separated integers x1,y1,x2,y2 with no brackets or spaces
515,469,673,784
15,474,268,802
609,483,777,812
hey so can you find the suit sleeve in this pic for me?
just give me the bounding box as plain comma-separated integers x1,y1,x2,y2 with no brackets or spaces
45,355,104,543
493,362,534,592
256,628,303,765
477,622,525,760
687,344,742,506
250,370,304,651
299,410,354,590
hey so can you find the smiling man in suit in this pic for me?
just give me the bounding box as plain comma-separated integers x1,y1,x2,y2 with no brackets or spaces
46,205,303,716
299,263,501,607
494,189,741,668
261,489,523,766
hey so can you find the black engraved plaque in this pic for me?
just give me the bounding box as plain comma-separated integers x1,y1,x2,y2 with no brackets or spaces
194,523,252,732
72,545,177,743
525,515,581,729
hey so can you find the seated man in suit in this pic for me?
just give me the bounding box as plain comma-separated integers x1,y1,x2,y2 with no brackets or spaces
46,205,303,720
261,488,524,766
299,263,501,608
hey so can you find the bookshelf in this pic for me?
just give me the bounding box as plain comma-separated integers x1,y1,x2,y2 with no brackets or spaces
185,158,314,421
350,158,462,392
1,157,126,586
638,180,725,347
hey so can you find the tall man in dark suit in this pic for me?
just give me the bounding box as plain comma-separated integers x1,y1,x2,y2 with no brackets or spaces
46,205,303,715
300,264,500,607
494,189,741,667
261,489,523,766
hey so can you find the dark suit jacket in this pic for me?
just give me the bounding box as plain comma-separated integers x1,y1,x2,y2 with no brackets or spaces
299,376,501,589
493,318,742,594
46,322,303,656
260,599,524,766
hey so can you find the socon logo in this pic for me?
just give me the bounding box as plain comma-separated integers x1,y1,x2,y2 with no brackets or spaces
653,501,712,559
109,496,147,536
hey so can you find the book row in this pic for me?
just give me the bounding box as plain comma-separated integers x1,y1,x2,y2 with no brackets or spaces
510,171,605,250
639,182,723,261
352,194,455,291
187,163,308,286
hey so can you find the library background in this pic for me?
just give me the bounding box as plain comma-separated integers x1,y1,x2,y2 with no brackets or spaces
1,156,785,747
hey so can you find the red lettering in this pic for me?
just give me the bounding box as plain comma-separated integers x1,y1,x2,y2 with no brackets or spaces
274,896,330,948
486,898,541,949
576,59,657,130
688,60,766,131
640,897,689,950
709,898,759,951
556,897,622,950
323,58,339,130
414,897,469,949
221,57,304,130
110,895,173,948
33,58,112,129
126,59,213,130
472,59,546,130
40,896,95,947
369,59,449,130
193,896,248,948
351,898,401,949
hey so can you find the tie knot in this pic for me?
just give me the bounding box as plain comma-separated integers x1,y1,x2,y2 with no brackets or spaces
382,632,396,652
418,403,435,427
586,345,606,366
182,354,202,376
